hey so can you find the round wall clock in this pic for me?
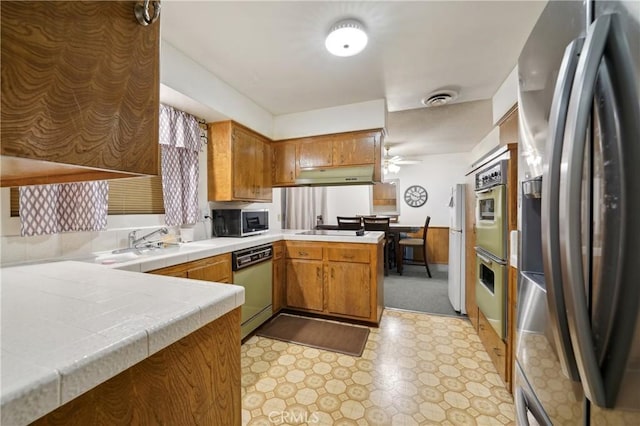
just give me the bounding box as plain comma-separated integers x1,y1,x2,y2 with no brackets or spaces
404,185,428,207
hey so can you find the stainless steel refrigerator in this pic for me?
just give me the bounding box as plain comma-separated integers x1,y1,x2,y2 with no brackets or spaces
516,0,640,424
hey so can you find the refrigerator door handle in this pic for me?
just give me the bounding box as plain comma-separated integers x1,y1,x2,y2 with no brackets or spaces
541,36,584,383
560,12,640,408
515,364,553,426
560,11,611,408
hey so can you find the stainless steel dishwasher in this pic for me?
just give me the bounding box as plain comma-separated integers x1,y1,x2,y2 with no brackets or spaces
232,244,273,339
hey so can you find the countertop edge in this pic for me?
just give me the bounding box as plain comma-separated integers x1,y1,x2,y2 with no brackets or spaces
1,263,244,425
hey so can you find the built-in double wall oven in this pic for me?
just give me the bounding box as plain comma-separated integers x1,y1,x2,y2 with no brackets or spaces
474,160,508,339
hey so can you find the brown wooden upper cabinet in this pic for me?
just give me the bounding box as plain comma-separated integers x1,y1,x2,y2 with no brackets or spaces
271,129,384,187
208,121,272,202
272,142,297,186
0,1,160,187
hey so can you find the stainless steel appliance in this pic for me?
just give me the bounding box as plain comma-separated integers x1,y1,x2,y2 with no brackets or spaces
475,160,508,338
232,244,273,339
212,208,269,237
517,0,640,423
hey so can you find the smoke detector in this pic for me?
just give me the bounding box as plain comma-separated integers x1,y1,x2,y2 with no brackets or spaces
421,90,458,107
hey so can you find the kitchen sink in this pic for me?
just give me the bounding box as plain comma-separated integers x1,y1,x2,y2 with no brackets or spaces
84,243,184,265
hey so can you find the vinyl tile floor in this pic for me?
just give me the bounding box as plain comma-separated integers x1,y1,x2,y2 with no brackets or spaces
241,309,515,425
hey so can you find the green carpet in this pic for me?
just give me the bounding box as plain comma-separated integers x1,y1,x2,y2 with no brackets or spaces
384,265,463,317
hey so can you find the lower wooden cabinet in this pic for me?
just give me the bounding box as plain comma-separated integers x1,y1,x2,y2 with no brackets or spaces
285,259,324,312
283,240,384,324
272,241,285,313
478,309,507,382
326,262,370,318
148,253,232,283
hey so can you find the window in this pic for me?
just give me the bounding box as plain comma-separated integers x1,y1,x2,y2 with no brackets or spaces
9,176,164,217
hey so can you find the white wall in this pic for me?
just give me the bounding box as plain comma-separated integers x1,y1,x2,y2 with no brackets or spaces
492,65,518,125
161,41,274,138
323,152,469,227
324,186,372,225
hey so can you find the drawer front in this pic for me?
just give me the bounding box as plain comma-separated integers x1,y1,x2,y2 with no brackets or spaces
326,247,370,263
285,242,323,260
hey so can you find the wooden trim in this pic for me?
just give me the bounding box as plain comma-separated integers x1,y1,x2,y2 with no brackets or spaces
32,308,241,426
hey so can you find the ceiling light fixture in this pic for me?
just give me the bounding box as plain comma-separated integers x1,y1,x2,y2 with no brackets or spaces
325,19,368,57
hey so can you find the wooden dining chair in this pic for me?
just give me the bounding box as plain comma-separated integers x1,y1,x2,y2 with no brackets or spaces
362,216,393,275
337,216,362,230
397,216,432,277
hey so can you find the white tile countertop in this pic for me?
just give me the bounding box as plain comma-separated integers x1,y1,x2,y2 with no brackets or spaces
0,261,244,425
79,230,385,273
0,230,383,425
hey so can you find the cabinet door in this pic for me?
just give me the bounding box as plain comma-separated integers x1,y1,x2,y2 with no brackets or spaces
333,135,376,166
298,139,333,169
326,262,371,318
285,259,323,311
257,139,273,201
272,257,285,313
1,1,159,185
273,242,285,312
272,143,296,186
232,127,257,200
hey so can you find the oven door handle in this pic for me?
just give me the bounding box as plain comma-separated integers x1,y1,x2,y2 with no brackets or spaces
475,187,494,195
477,252,493,265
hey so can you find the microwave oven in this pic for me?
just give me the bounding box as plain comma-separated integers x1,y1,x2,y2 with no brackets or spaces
212,209,269,237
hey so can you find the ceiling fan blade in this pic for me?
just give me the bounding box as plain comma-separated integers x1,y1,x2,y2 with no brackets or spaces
395,160,422,165
390,155,402,162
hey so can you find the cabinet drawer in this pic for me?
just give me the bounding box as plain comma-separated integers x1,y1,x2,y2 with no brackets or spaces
285,242,323,260
478,310,507,381
326,246,370,263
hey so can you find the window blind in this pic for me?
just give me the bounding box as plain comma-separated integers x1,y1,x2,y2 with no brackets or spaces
9,176,164,217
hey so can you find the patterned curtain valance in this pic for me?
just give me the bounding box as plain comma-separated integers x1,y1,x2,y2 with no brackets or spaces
159,104,205,152
19,181,108,236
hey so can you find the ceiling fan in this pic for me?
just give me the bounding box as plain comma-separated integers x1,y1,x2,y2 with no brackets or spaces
383,146,421,174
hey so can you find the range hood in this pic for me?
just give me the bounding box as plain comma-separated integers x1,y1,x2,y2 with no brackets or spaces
294,165,375,186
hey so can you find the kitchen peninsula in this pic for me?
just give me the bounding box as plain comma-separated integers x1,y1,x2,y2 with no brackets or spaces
1,230,384,425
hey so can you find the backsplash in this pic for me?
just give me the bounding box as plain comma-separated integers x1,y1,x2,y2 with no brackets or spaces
0,226,182,265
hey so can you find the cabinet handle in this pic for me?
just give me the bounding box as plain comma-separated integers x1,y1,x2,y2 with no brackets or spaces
317,267,321,279
298,251,308,256
331,268,335,279
493,347,501,356
134,0,161,26
342,254,355,260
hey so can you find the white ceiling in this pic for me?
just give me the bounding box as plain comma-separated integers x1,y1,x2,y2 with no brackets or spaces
161,1,546,155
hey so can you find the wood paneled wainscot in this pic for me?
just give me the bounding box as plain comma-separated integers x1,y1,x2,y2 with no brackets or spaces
284,240,384,324
1,1,160,187
150,254,232,283
32,308,241,426
208,121,272,202
271,129,385,187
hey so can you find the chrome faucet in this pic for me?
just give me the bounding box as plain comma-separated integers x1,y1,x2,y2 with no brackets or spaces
128,227,169,249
